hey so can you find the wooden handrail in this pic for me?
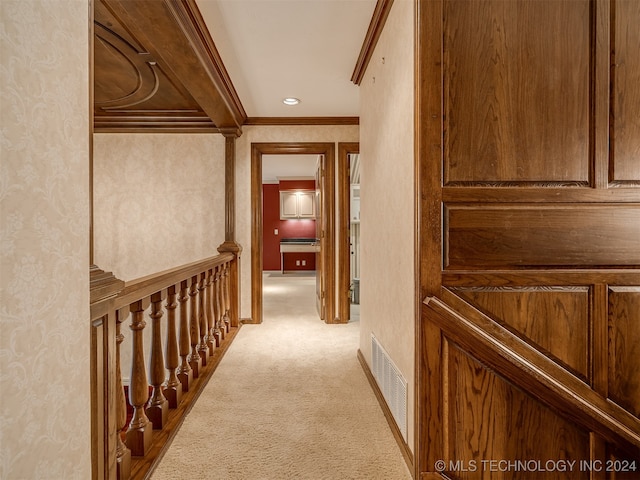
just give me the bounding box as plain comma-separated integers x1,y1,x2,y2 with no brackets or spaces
114,253,234,310
423,290,640,455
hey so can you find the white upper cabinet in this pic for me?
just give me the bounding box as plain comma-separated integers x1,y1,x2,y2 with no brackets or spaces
280,190,315,219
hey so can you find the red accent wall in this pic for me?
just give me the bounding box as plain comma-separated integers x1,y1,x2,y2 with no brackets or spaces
263,180,316,271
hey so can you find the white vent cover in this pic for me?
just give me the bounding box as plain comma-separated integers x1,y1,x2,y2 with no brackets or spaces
371,334,408,442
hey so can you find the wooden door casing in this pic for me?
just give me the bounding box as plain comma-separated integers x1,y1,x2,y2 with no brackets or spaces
250,143,336,324
416,0,640,477
316,155,325,320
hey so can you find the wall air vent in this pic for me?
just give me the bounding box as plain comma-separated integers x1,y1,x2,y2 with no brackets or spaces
371,334,408,442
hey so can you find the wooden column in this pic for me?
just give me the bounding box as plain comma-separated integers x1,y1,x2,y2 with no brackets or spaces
218,131,242,326
176,279,193,391
197,273,209,365
146,291,168,429
223,133,236,243
126,299,152,456
115,308,131,480
164,284,182,408
188,275,202,377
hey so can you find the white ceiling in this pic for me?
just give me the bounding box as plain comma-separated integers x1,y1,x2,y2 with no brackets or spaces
195,0,376,118
262,155,319,183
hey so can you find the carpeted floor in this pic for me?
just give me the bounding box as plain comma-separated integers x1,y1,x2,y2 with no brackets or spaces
151,272,412,480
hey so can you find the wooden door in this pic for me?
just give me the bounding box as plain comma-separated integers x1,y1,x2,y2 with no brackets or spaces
417,0,640,477
315,155,325,320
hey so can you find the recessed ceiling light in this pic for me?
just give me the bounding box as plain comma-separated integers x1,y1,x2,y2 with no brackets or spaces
283,97,300,106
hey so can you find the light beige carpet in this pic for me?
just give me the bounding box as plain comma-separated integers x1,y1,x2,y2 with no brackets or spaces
151,272,412,480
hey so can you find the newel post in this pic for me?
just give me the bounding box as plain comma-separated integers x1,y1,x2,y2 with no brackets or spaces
218,250,241,328
90,265,125,480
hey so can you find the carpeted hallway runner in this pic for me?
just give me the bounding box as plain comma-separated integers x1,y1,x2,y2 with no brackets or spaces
151,273,412,480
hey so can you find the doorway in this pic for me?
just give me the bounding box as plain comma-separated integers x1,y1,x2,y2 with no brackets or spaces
337,143,360,323
250,142,336,324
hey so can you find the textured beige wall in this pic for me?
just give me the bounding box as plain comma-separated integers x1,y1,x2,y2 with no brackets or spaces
0,1,91,478
359,0,415,451
236,125,359,320
93,134,226,281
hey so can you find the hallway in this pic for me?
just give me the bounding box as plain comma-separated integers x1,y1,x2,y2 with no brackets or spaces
151,272,412,479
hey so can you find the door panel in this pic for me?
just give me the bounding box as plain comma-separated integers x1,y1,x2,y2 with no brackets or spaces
608,287,640,417
453,286,590,379
443,0,590,185
445,205,640,268
446,342,591,480
417,0,640,475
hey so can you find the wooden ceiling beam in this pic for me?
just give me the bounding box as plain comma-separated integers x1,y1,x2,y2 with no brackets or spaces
101,0,246,134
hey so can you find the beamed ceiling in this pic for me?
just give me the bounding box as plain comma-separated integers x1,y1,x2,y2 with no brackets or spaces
93,0,387,134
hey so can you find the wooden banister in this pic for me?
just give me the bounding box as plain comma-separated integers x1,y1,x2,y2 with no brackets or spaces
423,291,640,455
114,253,234,310
92,252,241,479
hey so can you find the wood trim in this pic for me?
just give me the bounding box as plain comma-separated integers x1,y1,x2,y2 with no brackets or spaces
594,0,610,189
244,117,359,126
442,269,640,287
351,0,395,85
94,114,219,133
591,283,608,395
89,0,95,266
357,350,415,478
442,187,640,204
337,143,359,323
90,265,125,308
181,0,247,127
251,145,263,324
415,0,444,477
250,143,336,325
425,291,640,453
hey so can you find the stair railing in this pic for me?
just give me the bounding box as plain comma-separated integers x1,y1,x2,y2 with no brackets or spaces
90,251,240,480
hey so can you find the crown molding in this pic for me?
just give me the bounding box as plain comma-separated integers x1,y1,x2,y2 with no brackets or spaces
351,0,395,85
179,0,247,127
94,113,220,133
244,117,359,126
